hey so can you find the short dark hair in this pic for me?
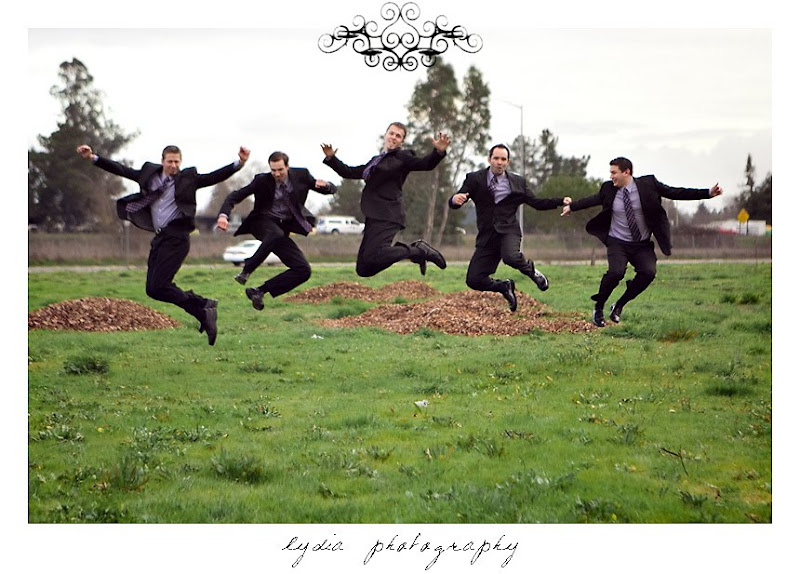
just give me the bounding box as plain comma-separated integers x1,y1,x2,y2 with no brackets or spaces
386,122,408,139
610,157,633,175
488,144,511,159
162,145,181,158
268,151,290,165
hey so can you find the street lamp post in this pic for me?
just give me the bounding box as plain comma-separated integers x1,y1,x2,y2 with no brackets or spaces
500,100,525,250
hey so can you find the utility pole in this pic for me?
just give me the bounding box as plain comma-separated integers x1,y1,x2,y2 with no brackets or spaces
499,99,524,250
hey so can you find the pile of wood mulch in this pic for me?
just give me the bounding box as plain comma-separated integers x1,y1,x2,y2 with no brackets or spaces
28,297,181,332
285,280,439,303
315,284,595,337
28,282,594,337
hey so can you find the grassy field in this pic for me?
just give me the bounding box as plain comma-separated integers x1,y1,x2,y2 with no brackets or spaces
27,261,772,524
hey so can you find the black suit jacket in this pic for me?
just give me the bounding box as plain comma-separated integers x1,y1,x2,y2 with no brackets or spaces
96,156,241,232
323,147,445,226
219,167,336,237
568,175,711,256
449,168,563,248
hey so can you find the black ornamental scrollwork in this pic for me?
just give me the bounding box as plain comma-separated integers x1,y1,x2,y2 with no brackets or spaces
318,2,482,71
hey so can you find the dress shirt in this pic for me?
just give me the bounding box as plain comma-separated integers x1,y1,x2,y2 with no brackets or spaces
609,179,651,242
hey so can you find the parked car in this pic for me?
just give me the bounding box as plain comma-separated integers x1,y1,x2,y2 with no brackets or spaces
315,215,365,235
222,240,281,266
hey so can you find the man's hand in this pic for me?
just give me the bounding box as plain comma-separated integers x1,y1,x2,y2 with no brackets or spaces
238,147,251,163
320,143,337,159
563,197,572,205
709,183,723,197
216,215,229,232
433,133,451,152
561,205,572,217
76,144,94,160
451,192,469,206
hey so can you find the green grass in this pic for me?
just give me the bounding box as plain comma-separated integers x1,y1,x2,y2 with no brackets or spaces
27,262,772,523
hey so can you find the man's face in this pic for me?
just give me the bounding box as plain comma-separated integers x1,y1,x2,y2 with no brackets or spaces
270,159,289,184
610,165,632,188
383,125,406,151
161,153,182,176
489,148,510,175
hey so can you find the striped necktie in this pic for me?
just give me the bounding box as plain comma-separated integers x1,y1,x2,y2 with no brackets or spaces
622,187,642,241
126,175,172,213
362,151,387,181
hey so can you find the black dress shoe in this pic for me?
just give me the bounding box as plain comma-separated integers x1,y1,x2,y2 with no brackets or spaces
245,287,265,311
199,299,218,345
410,239,447,270
532,268,549,291
609,302,623,323
234,272,249,285
501,279,517,312
592,307,606,327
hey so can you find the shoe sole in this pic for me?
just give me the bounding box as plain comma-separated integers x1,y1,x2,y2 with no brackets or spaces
245,289,264,311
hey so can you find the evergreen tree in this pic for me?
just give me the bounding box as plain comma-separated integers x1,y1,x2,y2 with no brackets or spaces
28,59,138,231
327,178,365,220
404,62,491,245
741,173,772,224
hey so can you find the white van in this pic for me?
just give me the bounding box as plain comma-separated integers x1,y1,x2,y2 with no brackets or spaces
315,215,365,235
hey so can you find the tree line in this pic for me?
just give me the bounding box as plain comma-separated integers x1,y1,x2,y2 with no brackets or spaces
29,59,772,242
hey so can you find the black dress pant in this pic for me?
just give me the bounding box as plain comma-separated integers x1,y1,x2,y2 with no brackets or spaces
245,217,311,298
355,218,418,278
592,236,657,308
466,230,535,292
145,221,209,321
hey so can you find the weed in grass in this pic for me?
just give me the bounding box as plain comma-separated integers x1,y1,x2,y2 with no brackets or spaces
281,312,305,322
102,452,150,492
210,449,269,484
616,423,645,445
367,445,393,461
661,328,698,342
252,401,282,418
398,463,420,478
239,362,284,374
34,423,85,443
61,355,110,375
573,497,626,523
739,292,762,304
327,298,371,319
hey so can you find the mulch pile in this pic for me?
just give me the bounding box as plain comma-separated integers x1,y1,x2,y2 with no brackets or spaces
29,281,594,336
317,286,595,336
28,297,181,332
285,280,439,303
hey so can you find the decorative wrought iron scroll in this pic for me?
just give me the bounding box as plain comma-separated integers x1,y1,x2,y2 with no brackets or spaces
318,2,483,71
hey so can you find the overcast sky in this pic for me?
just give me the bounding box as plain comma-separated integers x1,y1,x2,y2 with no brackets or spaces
25,2,776,217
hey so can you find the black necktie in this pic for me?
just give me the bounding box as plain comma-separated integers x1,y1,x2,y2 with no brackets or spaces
622,187,642,241
281,183,313,233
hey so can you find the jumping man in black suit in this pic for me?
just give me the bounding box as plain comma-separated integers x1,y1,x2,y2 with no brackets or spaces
562,156,723,327
216,151,337,311
449,144,570,312
76,143,250,345
320,122,451,277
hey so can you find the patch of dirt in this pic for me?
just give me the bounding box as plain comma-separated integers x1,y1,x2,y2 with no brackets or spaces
313,285,595,337
28,297,181,332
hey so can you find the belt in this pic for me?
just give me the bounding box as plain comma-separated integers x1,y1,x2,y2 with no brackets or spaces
155,218,194,235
